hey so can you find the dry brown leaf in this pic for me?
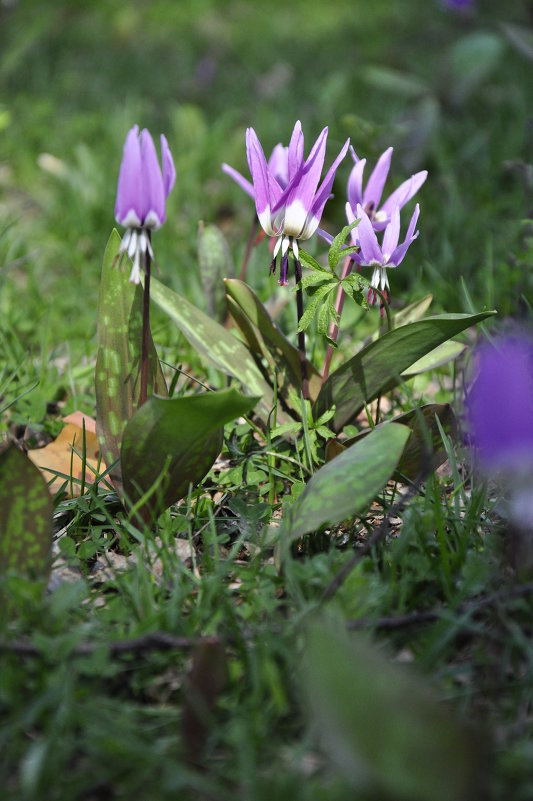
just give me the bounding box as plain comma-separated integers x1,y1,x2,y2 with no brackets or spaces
27,411,106,496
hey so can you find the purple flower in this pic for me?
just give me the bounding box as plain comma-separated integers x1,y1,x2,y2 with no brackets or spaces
442,0,475,9
466,335,533,473
222,142,289,198
115,125,176,283
348,202,420,306
347,146,427,231
244,121,350,285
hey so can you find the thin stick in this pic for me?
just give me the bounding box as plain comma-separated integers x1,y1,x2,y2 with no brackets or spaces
294,257,309,400
139,246,152,407
239,215,259,282
322,255,353,384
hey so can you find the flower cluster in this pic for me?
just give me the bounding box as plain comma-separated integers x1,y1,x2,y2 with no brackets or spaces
224,121,350,285
345,147,426,309
115,125,176,283
223,125,425,306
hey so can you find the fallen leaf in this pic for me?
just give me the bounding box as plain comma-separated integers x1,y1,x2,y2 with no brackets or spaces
27,412,107,496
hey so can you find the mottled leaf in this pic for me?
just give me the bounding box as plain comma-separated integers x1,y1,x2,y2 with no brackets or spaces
121,388,258,515
225,278,322,405
150,275,289,424
303,622,485,801
95,230,167,493
286,423,410,540
341,404,457,481
0,444,53,580
315,311,496,432
198,221,234,322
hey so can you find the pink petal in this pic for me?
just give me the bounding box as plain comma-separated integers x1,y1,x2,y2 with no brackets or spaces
222,163,255,199
357,205,383,265
161,134,176,197
115,125,142,227
364,147,392,210
140,128,165,227
381,170,427,219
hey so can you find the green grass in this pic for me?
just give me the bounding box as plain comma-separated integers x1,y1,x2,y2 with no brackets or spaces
2,1,533,798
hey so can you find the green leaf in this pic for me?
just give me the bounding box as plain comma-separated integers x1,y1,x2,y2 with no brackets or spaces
297,283,333,333
302,621,485,801
95,230,167,493
0,444,52,581
315,311,496,432
198,221,233,322
121,388,259,516
224,278,322,405
402,340,466,377
328,220,359,272
298,249,330,273
343,403,457,481
286,423,410,540
392,293,433,328
150,275,282,424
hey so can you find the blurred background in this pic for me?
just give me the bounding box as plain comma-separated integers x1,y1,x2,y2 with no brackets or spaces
1,0,533,359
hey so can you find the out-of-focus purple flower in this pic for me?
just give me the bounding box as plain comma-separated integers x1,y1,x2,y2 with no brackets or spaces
347,146,427,232
442,0,475,10
347,202,420,306
223,143,289,198
466,335,533,473
245,121,349,285
115,125,176,283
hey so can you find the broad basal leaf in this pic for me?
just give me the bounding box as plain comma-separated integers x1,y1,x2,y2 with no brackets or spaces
315,311,495,432
150,275,289,424
0,444,53,581
121,388,258,515
95,229,167,493
224,278,322,406
286,423,410,540
341,404,457,481
198,221,233,323
302,622,485,801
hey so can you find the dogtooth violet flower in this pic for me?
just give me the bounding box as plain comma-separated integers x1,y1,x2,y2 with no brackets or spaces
222,142,289,197
348,201,420,307
347,146,427,231
114,125,176,284
246,121,350,285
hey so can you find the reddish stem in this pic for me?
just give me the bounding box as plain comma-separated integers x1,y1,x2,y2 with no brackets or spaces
239,215,260,282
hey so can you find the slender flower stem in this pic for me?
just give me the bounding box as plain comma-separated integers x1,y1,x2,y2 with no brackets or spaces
139,243,152,408
239,214,260,282
294,257,310,401
322,254,353,384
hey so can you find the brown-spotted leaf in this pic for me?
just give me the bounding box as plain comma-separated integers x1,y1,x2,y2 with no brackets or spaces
224,278,322,406
0,444,53,580
121,388,259,516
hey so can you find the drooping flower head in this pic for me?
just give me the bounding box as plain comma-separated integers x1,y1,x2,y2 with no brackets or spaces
245,121,350,285
114,125,176,283
466,335,533,474
347,146,427,231
349,202,420,308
